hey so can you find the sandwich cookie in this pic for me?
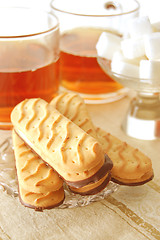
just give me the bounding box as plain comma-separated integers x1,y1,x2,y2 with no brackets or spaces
96,127,154,186
12,130,65,210
11,98,107,188
50,93,113,194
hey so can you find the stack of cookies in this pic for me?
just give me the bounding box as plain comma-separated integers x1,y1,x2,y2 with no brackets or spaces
11,93,154,211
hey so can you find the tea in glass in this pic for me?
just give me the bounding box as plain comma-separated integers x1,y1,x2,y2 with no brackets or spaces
51,0,140,103
0,7,59,129
60,27,123,95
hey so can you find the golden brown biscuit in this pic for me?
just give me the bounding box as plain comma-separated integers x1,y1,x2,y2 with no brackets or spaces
12,130,63,193
51,93,153,187
50,93,113,194
12,130,65,210
19,186,64,211
50,92,97,139
96,127,154,185
11,98,106,187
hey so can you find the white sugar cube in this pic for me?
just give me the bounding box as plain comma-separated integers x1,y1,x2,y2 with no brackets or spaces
96,32,121,60
112,51,125,62
121,38,145,59
144,32,160,60
111,58,139,78
140,60,160,83
128,16,152,38
112,50,147,66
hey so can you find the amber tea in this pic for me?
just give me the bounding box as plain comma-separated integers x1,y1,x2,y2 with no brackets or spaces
51,0,140,103
0,43,59,127
60,27,123,95
0,7,59,129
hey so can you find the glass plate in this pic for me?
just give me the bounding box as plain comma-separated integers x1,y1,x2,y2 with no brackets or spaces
0,137,119,209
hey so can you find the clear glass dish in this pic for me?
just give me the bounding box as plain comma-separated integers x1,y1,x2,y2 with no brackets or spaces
0,136,118,209
97,57,160,140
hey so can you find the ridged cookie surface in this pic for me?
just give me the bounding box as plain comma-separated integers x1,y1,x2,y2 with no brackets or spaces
50,92,97,139
19,186,65,211
96,127,154,185
12,130,63,193
50,93,153,186
50,93,113,192
11,98,105,183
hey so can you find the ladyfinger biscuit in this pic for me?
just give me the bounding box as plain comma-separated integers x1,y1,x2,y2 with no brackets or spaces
11,98,106,186
50,92,97,139
19,186,65,211
50,93,113,193
96,127,154,185
12,130,63,193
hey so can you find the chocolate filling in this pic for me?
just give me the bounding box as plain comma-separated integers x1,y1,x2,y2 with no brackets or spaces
66,154,113,188
70,172,111,196
111,174,154,186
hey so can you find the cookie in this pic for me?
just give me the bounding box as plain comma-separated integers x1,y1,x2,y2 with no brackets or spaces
12,130,65,210
11,98,107,187
50,92,97,139
51,93,153,187
19,186,64,211
12,130,63,193
96,127,154,185
50,93,113,194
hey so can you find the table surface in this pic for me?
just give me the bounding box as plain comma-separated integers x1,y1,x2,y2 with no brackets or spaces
0,90,160,240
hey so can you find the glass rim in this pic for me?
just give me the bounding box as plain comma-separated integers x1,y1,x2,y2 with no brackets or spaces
0,6,59,39
50,0,140,17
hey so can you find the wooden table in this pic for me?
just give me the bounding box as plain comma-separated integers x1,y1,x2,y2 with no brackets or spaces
0,91,160,240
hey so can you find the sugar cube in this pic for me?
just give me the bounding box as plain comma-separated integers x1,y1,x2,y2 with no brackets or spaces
144,32,160,59
111,58,139,78
127,16,152,38
140,60,160,83
112,50,147,66
96,32,121,60
121,37,145,59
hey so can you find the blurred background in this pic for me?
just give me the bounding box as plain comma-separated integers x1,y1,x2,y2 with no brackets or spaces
0,0,160,23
